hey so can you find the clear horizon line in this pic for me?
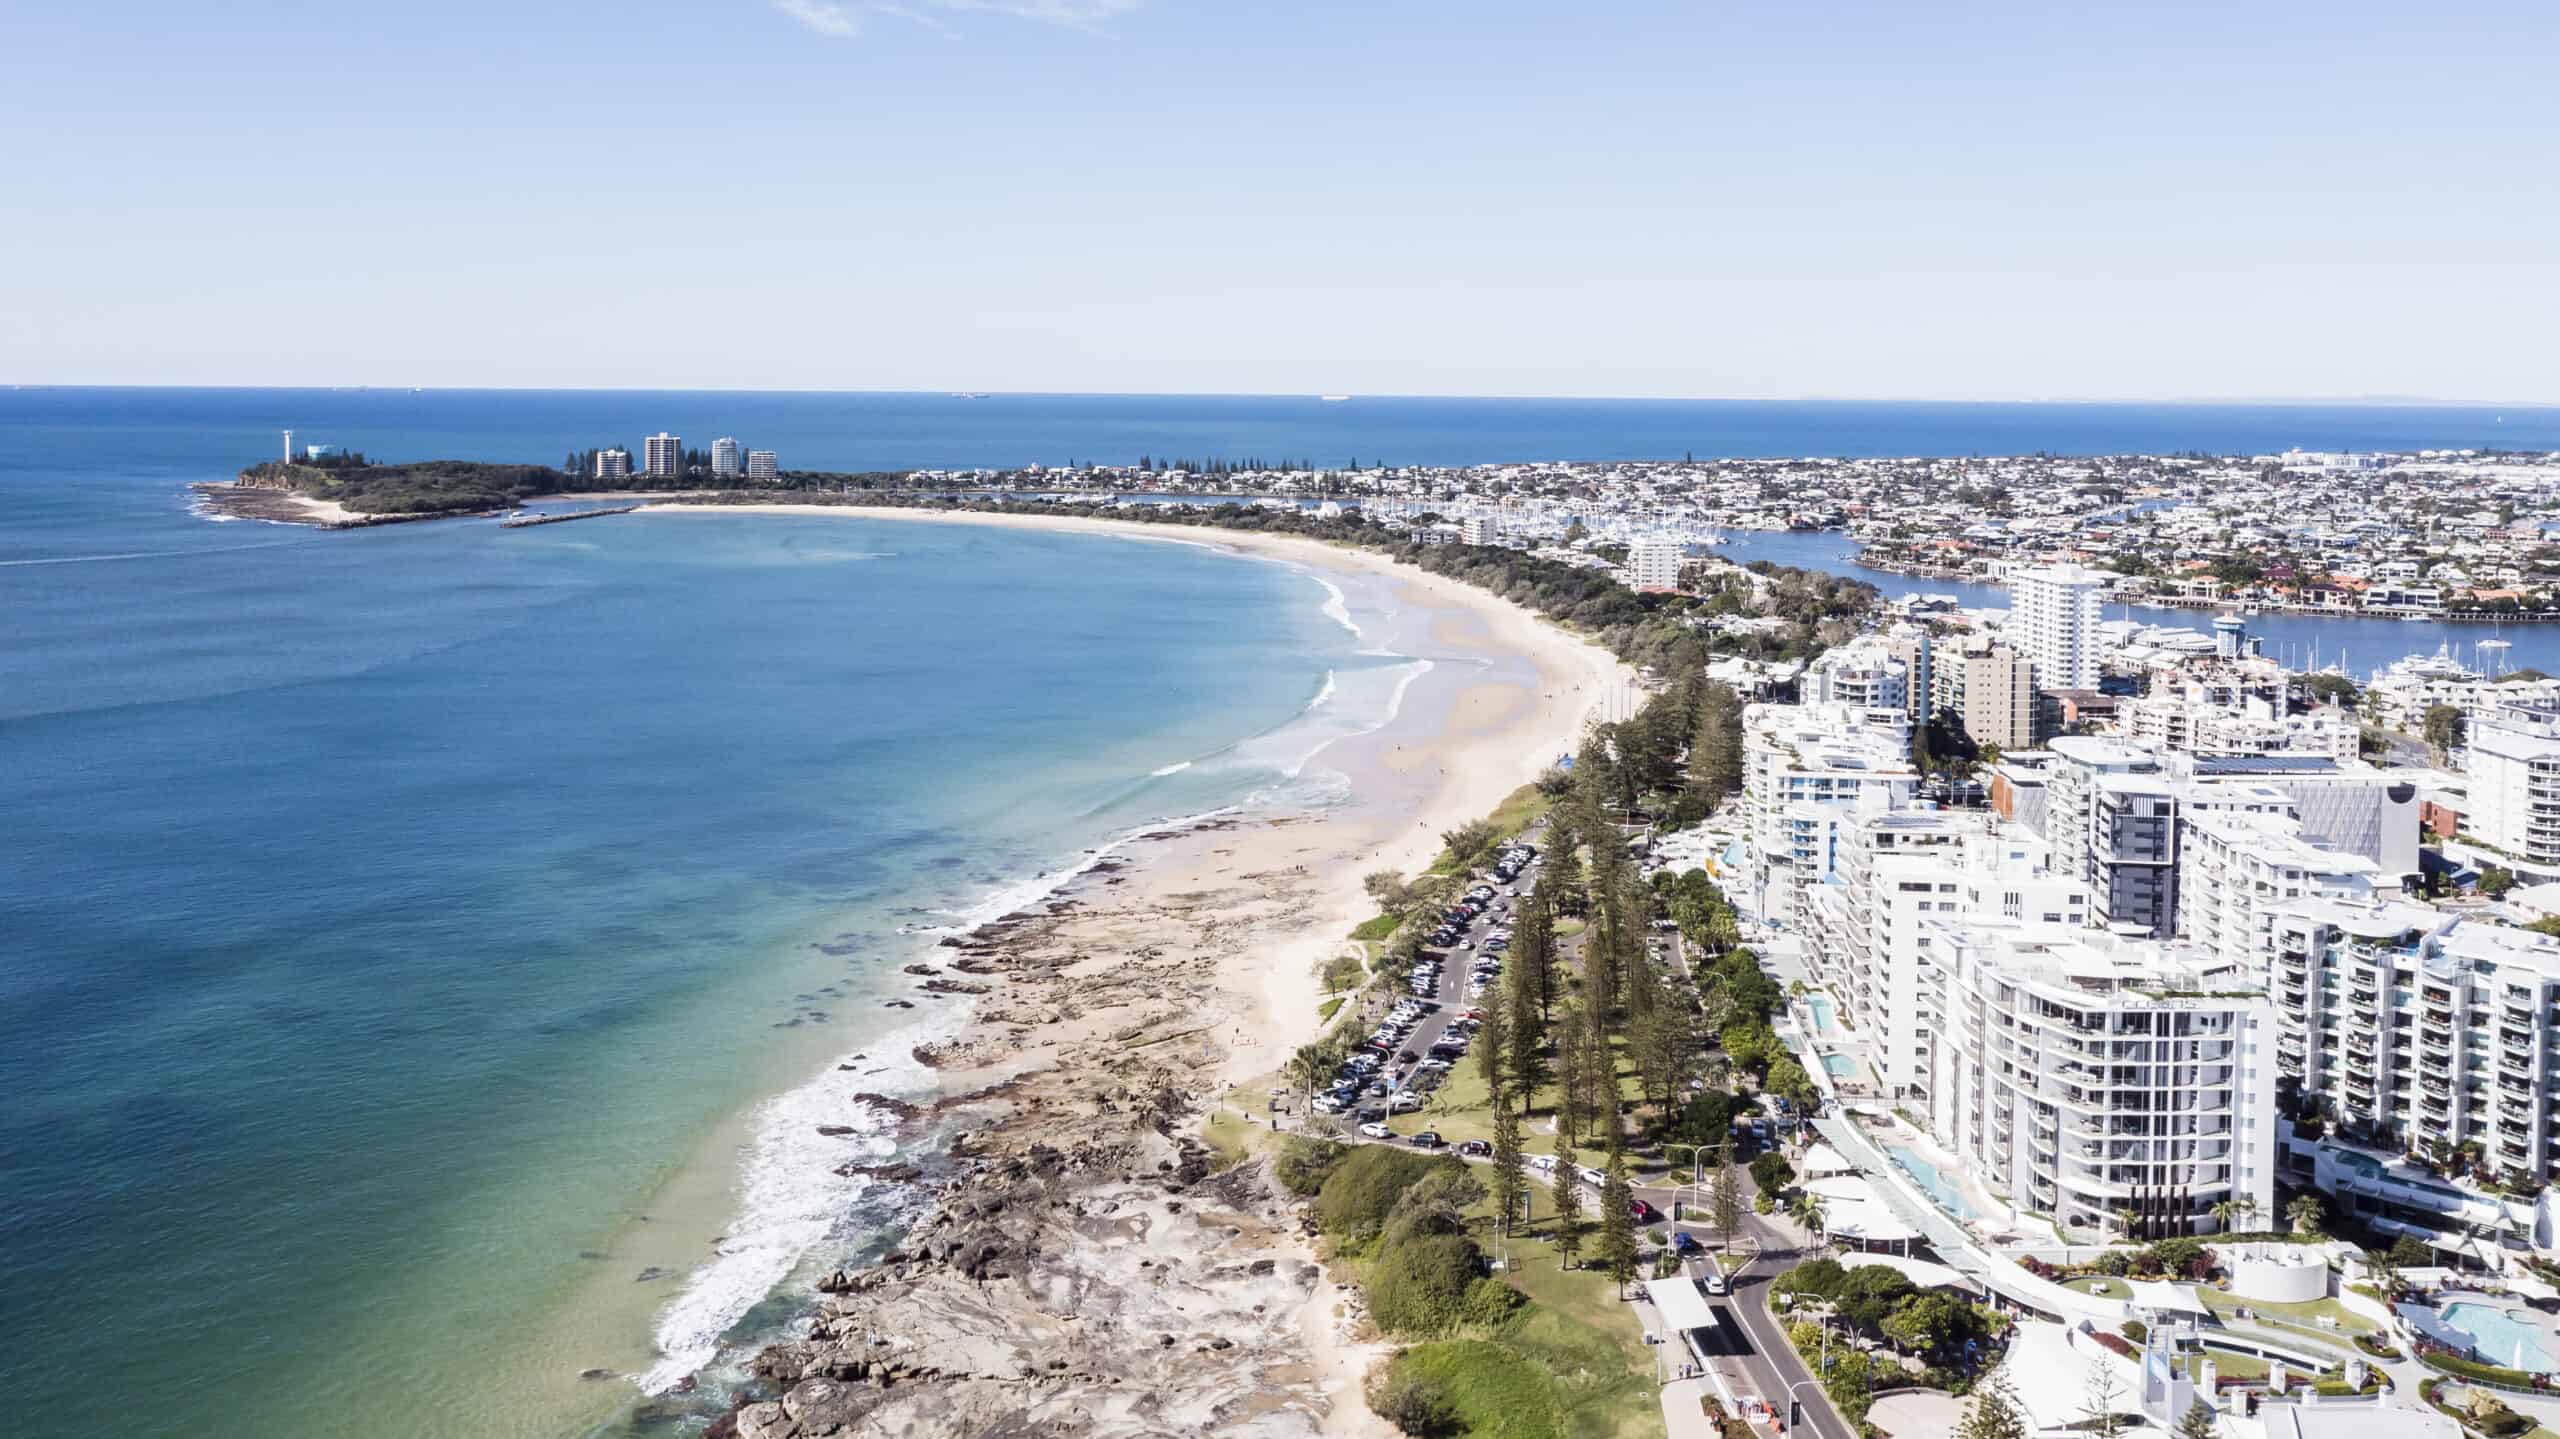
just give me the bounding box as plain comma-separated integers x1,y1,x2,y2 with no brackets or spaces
4,380,2558,410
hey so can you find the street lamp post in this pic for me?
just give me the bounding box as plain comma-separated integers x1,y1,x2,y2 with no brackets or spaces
1783,1379,1829,1439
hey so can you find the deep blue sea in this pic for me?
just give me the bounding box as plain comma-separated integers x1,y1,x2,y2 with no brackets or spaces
3,387,2555,1438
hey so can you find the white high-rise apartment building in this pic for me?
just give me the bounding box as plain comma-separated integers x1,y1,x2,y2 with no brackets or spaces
2175,809,2374,975
2467,708,2560,867
2043,736,2180,936
1461,514,1499,546
746,450,779,482
1803,637,1910,712
1807,808,2088,1098
1928,921,2277,1238
2009,562,2107,691
644,432,684,479
594,448,631,480
1741,703,1918,928
711,437,742,478
2271,898,2560,1186
1626,541,1686,591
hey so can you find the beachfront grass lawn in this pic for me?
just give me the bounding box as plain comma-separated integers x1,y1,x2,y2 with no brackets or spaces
2197,1289,2379,1337
1200,1106,1266,1169
2064,1276,2132,1299
1375,1031,1650,1159
1351,913,1403,942
1319,996,1345,1022
1438,1201,1669,1439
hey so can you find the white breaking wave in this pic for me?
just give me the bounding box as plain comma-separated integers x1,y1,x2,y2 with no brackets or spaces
1149,760,1193,777
1313,574,1362,644
907,801,1248,937
637,1010,952,1393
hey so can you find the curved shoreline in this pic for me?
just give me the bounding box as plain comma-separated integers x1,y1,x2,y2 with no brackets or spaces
620,502,1632,1436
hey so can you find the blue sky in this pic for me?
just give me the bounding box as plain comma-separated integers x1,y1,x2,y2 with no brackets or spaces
4,1,2554,400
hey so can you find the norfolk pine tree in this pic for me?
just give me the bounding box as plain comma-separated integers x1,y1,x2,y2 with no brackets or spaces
1550,1137,1586,1269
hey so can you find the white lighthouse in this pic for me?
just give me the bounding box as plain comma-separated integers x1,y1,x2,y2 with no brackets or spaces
283,429,295,463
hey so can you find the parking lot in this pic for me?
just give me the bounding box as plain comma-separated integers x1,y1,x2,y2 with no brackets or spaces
1308,833,1542,1153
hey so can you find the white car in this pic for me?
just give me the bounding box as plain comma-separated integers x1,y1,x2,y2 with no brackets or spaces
1388,1093,1424,1114
1577,1165,1607,1188
1528,1153,1560,1173
1360,1121,1393,1140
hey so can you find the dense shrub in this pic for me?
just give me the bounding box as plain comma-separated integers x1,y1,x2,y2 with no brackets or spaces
1750,1152,1797,1195
1774,1257,1849,1299
2122,1320,2148,1345
1464,1276,1526,1327
1366,1363,1462,1437
2147,1237,2207,1277
1370,1233,1486,1334
1317,1146,1455,1242
1277,1137,1351,1197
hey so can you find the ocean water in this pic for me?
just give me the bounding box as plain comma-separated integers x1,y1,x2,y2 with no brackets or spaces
0,397,1458,1437
5,387,2557,487
5,387,2555,1437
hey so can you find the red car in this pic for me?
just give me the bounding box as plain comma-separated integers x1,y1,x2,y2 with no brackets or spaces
1629,1199,1659,1224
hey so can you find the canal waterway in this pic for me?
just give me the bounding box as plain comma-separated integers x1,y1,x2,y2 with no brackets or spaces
1715,529,2555,679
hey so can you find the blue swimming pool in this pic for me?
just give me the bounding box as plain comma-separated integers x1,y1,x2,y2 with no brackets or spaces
1809,996,1835,1032
1886,1144,1977,1219
1822,1054,1856,1077
2440,1303,2558,1374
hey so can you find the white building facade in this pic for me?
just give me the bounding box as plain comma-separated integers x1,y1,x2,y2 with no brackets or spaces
2271,898,2560,1189
1929,922,2278,1238
2009,562,2107,691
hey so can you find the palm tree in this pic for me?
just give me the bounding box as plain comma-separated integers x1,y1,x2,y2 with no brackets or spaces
1287,1043,1327,1120
2288,1194,2325,1237
2210,1196,2257,1234
1791,1189,1826,1240
2115,1206,2141,1241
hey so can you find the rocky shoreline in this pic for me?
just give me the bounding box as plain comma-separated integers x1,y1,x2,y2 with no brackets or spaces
188,481,493,528
656,817,1371,1439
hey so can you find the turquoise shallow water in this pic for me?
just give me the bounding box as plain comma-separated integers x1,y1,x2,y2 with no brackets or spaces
2439,1303,2557,1373
10,386,2555,1435
1886,1144,1977,1219
0,405,1409,1436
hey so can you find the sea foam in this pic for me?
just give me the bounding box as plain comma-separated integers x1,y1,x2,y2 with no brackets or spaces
636,1012,949,1394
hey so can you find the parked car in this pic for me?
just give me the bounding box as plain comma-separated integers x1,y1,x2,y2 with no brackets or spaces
1408,1131,1444,1149
1389,1093,1424,1114
1359,1121,1393,1140
1457,1139,1491,1158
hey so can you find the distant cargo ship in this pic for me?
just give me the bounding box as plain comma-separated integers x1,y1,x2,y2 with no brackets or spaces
1319,394,1351,402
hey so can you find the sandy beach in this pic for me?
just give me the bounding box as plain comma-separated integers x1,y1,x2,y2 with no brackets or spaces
620,502,1631,1436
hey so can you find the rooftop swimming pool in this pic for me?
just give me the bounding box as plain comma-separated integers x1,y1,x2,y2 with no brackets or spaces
1808,996,1835,1032
1822,1054,1856,1077
2439,1302,2558,1374
1886,1144,1978,1219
